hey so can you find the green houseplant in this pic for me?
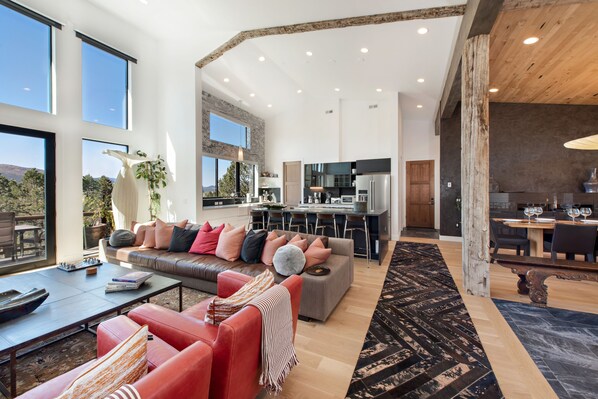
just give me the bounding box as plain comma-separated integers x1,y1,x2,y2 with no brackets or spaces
134,150,168,220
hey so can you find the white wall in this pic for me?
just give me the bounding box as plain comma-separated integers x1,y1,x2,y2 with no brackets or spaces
401,119,440,230
265,94,403,240
0,0,160,262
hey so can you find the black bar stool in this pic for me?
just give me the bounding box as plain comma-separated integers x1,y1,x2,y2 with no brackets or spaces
288,212,310,234
267,211,285,231
344,214,370,263
247,210,265,230
314,213,338,237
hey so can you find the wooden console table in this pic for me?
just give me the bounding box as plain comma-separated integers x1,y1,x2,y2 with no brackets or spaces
492,254,598,305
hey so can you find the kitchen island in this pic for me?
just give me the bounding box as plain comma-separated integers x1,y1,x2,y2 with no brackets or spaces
251,205,389,265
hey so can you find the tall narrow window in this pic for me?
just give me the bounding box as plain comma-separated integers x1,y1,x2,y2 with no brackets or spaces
0,2,56,113
0,125,56,274
79,33,136,130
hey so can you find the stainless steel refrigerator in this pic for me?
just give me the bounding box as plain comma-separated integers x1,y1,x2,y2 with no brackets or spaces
356,174,391,235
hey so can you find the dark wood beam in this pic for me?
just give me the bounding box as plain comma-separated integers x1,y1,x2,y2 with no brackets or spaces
196,5,466,68
502,0,595,11
437,0,504,129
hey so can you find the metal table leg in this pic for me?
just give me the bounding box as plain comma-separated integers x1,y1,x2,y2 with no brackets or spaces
179,285,183,311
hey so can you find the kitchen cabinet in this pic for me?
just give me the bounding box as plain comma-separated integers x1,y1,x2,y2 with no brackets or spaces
356,158,391,174
304,162,352,188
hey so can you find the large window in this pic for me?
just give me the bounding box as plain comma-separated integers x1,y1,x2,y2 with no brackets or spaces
209,113,249,148
0,125,56,274
0,2,57,113
202,156,256,199
80,33,135,129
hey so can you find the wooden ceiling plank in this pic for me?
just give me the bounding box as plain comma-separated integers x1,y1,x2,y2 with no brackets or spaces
502,0,597,11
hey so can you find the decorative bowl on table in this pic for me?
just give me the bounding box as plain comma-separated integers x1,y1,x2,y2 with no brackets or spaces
0,288,49,323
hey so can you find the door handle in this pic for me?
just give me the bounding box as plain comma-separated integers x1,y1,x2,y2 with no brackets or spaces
429,198,435,205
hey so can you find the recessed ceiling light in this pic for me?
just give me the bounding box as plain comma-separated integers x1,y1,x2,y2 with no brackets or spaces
360,47,369,54
523,37,539,45
489,88,499,93
417,78,425,83
306,51,313,57
297,89,302,94
258,56,265,62
267,104,273,108
417,104,423,109
334,88,340,92
23,87,31,91
223,78,230,83
417,27,428,35
249,93,255,97
376,88,382,92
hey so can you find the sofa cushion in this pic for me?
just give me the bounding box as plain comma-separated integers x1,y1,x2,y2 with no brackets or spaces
261,232,287,266
273,245,305,276
215,224,246,262
204,270,274,325
109,230,136,247
168,226,199,253
304,238,332,268
57,325,148,399
240,230,268,264
155,219,188,250
189,222,225,255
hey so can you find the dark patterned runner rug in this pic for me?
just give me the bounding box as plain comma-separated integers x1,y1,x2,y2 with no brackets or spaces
346,242,503,398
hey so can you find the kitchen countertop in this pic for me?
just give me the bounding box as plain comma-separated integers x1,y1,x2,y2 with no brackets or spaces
252,206,388,216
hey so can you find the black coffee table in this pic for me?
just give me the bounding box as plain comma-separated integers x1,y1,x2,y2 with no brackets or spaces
0,263,182,398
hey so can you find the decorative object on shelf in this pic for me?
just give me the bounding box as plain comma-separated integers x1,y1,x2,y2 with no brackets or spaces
104,150,149,230
0,288,49,323
58,258,102,272
134,150,168,220
305,266,330,276
489,176,500,193
583,168,598,193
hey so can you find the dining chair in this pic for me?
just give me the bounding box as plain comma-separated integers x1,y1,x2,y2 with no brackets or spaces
550,223,597,262
0,212,16,261
247,210,265,230
489,219,530,259
313,213,338,237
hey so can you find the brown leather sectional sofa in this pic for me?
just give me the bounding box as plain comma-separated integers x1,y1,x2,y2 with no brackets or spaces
99,229,354,321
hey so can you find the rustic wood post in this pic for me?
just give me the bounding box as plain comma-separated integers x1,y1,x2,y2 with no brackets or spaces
461,34,490,297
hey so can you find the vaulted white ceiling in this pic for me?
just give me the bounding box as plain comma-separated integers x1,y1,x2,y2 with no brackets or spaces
88,0,464,120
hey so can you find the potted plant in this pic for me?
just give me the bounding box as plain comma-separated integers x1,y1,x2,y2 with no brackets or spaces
134,151,168,220
82,175,114,249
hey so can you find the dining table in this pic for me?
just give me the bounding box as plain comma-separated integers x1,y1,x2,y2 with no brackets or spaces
498,218,598,257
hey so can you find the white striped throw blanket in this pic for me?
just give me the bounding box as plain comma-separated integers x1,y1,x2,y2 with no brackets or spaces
105,385,141,399
246,284,299,395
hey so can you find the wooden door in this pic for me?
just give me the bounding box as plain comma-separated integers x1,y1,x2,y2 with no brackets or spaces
406,160,434,228
283,161,302,206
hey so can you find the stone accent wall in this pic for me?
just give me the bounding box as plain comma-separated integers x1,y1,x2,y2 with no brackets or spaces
202,91,265,170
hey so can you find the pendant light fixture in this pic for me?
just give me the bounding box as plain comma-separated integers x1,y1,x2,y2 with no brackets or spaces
238,125,244,161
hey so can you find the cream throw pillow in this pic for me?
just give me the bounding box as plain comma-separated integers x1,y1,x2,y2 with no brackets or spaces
57,325,148,399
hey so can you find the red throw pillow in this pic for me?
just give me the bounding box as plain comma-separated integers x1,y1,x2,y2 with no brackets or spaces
155,218,188,250
304,237,332,268
189,222,225,255
215,224,246,261
260,232,287,266
288,234,308,252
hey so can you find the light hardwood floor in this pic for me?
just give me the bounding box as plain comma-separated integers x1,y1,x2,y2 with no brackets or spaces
277,238,598,399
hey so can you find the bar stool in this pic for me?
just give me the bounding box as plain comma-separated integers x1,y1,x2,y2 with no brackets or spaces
247,210,265,230
314,213,338,237
267,211,285,231
288,212,310,234
344,214,370,263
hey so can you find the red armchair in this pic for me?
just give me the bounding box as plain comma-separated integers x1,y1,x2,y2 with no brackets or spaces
128,270,303,399
17,316,212,399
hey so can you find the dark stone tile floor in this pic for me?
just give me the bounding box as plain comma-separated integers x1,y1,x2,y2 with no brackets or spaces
494,299,598,399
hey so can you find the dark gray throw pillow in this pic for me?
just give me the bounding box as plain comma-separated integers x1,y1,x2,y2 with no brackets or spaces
168,226,199,252
109,229,136,247
241,229,268,263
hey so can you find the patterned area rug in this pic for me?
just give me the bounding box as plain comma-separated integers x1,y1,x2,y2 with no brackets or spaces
347,242,503,398
0,287,211,398
494,299,598,399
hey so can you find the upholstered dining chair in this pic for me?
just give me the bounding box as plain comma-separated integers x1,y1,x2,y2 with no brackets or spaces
550,223,597,261
0,212,16,261
489,219,530,259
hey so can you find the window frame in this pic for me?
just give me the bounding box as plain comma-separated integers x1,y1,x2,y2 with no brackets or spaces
208,111,251,149
202,155,257,202
0,124,56,275
77,32,136,130
0,0,61,114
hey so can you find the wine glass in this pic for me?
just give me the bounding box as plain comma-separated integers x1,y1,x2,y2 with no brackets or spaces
534,206,543,220
567,207,580,222
580,207,592,221
524,207,533,223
